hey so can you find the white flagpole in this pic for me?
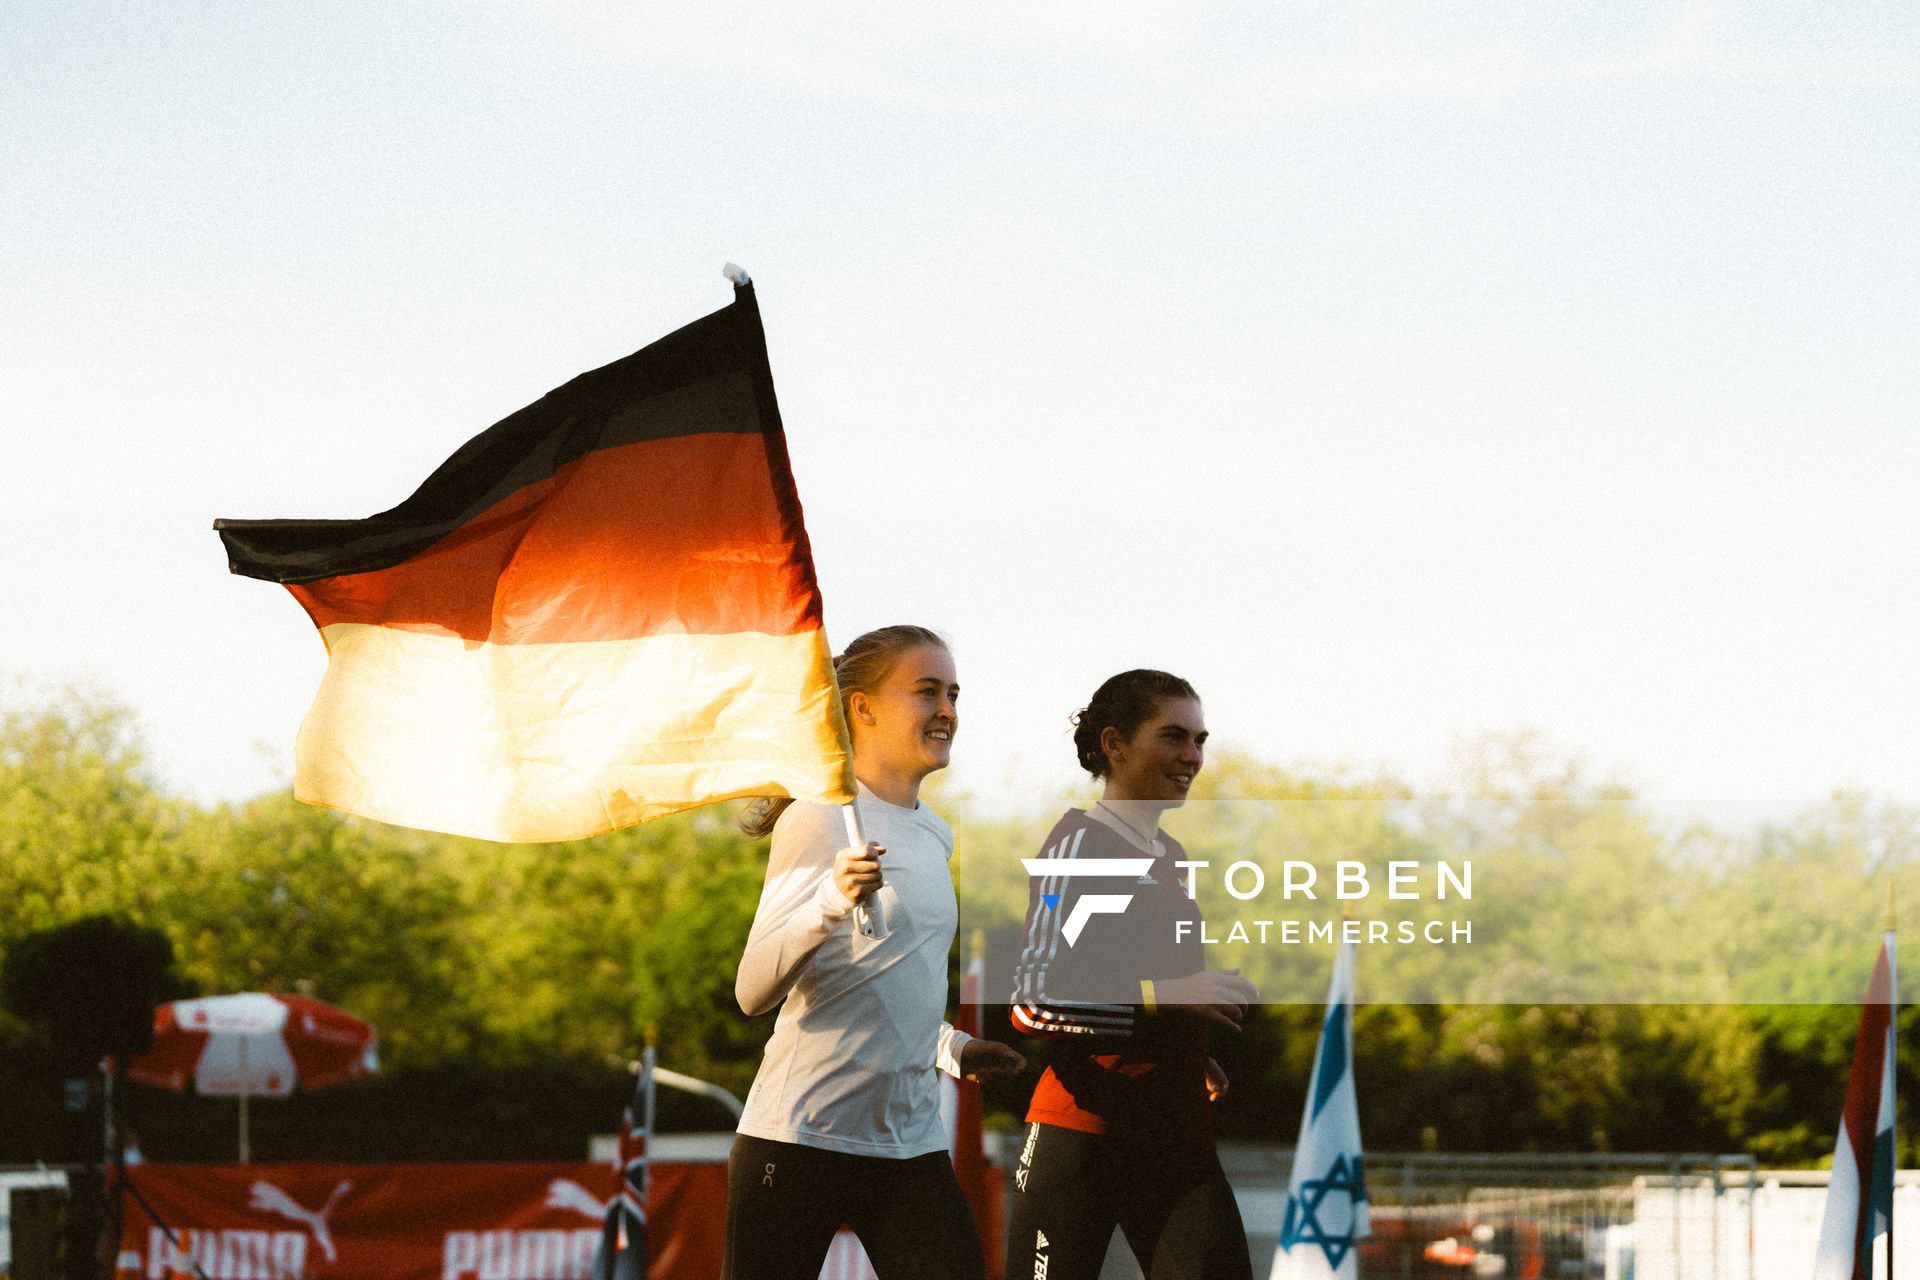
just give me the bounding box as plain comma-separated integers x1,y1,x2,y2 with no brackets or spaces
1885,881,1897,1280
718,267,877,944
237,1037,249,1165
640,1044,656,1208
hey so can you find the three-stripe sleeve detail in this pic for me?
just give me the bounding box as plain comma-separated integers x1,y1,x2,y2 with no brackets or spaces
1009,826,1136,1036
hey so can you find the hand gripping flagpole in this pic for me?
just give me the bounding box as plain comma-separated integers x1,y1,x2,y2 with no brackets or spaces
842,804,887,940
724,263,884,941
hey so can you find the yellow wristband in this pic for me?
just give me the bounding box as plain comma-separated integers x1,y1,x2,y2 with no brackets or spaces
1140,979,1157,1013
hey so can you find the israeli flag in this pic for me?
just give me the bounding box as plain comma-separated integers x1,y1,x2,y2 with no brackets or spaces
1271,941,1369,1280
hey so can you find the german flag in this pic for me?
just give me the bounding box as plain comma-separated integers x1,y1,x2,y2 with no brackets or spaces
216,279,854,842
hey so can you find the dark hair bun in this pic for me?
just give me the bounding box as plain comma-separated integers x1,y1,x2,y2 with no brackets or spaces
1069,708,1105,775
1072,670,1198,779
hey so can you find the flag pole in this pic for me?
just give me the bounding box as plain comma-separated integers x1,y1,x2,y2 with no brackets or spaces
720,264,880,941
1887,879,1898,1280
640,1043,656,1209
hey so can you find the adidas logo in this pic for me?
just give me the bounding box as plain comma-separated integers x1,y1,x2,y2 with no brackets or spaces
1036,1230,1049,1249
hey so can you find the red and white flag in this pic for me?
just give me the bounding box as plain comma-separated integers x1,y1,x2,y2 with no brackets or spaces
1813,927,1898,1280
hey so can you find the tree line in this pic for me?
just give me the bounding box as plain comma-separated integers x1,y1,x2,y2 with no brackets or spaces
1,682,1911,1164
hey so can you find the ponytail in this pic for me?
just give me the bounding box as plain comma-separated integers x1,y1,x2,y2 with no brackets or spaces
738,625,950,836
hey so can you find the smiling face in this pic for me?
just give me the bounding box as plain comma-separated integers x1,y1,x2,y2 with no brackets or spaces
1101,696,1206,805
848,644,959,786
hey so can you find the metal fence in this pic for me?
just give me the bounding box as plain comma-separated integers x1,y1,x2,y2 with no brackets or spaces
17,1151,1858,1280
1356,1153,1755,1280
1085,1148,1761,1280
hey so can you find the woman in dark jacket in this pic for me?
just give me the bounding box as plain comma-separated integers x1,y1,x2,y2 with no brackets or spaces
1006,669,1257,1280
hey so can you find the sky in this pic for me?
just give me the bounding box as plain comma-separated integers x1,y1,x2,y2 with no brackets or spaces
3,0,1916,832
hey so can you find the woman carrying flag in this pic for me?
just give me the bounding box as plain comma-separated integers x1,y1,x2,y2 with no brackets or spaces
725,625,1025,1280
1006,669,1257,1280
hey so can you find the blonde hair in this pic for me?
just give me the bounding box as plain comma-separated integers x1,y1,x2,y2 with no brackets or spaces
738,625,949,837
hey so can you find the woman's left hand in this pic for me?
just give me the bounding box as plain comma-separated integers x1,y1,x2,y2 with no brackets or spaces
1205,1057,1229,1102
959,1039,1027,1082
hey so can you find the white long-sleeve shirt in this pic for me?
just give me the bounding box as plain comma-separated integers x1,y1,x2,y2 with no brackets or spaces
734,783,974,1158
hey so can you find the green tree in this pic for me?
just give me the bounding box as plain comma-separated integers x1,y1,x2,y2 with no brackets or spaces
166,793,476,1063
0,681,193,943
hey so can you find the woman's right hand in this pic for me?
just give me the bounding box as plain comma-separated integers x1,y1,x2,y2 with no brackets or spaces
1158,969,1257,1030
833,841,886,905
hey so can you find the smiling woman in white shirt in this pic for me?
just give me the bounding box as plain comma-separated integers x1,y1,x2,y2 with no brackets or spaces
724,624,1025,1280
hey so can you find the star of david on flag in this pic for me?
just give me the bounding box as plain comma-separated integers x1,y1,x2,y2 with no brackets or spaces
1271,940,1369,1280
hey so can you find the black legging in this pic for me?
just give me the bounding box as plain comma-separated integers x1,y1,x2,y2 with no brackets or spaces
722,1133,987,1280
1004,1123,1252,1280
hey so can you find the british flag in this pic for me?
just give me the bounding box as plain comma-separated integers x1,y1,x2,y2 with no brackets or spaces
591,1048,652,1280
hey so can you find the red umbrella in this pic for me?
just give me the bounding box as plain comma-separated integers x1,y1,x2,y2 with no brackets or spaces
125,993,377,1161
